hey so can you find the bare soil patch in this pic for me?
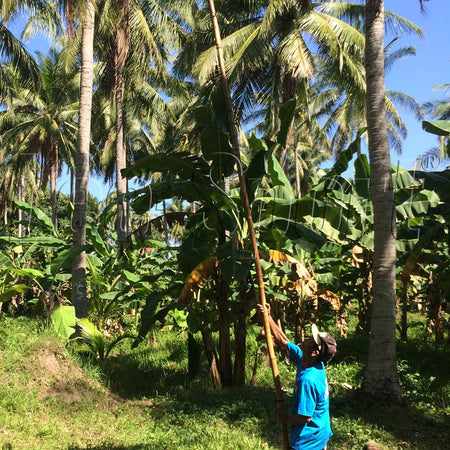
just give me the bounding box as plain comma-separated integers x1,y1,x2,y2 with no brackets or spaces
25,339,118,410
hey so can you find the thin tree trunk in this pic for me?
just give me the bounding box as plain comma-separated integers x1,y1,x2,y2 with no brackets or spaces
216,268,232,386
294,143,301,198
279,73,297,170
50,143,58,231
70,168,75,204
272,60,281,136
71,0,95,320
362,0,401,401
115,0,131,251
18,171,25,237
207,1,289,447
162,199,169,245
200,322,222,389
400,277,409,343
428,272,444,345
233,275,255,386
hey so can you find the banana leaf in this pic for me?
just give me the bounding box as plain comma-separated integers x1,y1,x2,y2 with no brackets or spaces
122,152,210,182
0,284,29,303
49,245,88,276
422,120,450,136
51,305,76,340
13,201,57,235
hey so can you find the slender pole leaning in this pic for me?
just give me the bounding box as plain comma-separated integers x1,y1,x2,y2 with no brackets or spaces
206,1,289,448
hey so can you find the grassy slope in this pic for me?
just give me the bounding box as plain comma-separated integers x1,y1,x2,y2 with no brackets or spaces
0,315,449,449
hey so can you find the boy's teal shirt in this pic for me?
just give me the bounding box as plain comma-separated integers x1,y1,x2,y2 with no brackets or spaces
286,341,332,450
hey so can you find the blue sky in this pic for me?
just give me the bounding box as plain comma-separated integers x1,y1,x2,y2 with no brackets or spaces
384,0,449,170
9,0,450,198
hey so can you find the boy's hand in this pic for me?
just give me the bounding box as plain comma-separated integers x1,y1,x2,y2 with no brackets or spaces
256,303,271,316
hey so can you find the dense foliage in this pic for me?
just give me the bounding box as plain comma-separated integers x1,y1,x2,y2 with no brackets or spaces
0,0,449,448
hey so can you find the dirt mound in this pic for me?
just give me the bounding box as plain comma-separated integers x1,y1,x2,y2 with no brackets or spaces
26,339,118,409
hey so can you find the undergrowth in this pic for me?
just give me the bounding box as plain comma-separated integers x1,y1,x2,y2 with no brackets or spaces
0,314,448,449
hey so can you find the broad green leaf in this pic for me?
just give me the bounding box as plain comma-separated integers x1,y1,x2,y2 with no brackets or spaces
270,220,328,252
9,268,44,278
268,154,293,200
0,253,14,269
354,154,370,198
99,291,120,300
51,305,76,340
407,170,450,202
132,284,181,348
122,270,140,283
50,245,87,276
247,132,269,153
85,253,103,269
396,190,440,220
422,120,450,136
122,152,210,181
199,126,235,177
392,166,423,191
14,201,56,235
191,105,212,127
328,128,366,176
245,144,271,204
260,196,359,242
86,222,109,258
129,180,233,215
0,285,29,303
0,236,66,246
77,318,105,359
217,242,252,283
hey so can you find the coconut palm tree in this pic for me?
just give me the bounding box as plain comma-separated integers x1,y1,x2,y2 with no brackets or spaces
90,0,186,249
0,0,45,98
71,0,95,319
361,0,402,402
0,49,79,229
175,1,421,190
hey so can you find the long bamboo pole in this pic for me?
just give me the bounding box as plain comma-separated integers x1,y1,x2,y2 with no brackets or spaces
206,2,289,448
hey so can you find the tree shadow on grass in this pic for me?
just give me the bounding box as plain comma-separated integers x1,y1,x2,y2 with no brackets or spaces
98,339,190,399
328,331,450,450
92,330,449,449
330,388,450,450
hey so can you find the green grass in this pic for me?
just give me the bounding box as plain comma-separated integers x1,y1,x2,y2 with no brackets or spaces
0,314,449,449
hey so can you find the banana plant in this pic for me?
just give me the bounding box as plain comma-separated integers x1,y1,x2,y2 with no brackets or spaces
0,201,84,316
123,118,348,386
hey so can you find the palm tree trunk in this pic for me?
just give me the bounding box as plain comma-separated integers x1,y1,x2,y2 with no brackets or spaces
71,0,95,320
115,0,131,251
272,61,281,136
18,171,25,237
207,1,289,447
50,143,58,231
279,73,298,170
70,167,75,204
362,0,401,402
